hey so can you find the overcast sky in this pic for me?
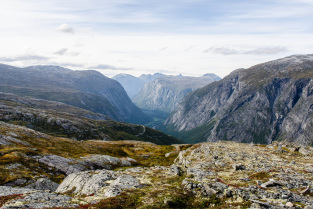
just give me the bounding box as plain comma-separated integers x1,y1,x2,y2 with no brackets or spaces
0,0,312,78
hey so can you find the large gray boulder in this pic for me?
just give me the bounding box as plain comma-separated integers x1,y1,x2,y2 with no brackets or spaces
33,155,87,175
56,170,116,195
56,170,142,197
81,154,136,170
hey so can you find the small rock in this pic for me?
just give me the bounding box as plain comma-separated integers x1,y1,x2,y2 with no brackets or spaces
299,147,310,155
233,164,246,171
261,179,284,188
286,202,293,207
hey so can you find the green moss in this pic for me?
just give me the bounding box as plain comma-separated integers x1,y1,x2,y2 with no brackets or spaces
249,171,271,180
95,190,144,209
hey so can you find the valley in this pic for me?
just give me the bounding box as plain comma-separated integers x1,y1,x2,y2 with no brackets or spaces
1,55,313,208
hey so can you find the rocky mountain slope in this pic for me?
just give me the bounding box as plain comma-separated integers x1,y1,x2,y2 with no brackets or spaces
0,92,180,145
133,74,221,113
1,136,313,208
165,55,313,145
112,74,146,99
0,64,147,124
112,73,166,99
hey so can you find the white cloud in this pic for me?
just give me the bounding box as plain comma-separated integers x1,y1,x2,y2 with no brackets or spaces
0,54,48,62
56,24,75,34
54,48,79,56
206,46,288,56
54,48,68,55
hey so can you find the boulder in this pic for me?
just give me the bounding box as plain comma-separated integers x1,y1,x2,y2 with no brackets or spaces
56,170,115,195
33,155,87,175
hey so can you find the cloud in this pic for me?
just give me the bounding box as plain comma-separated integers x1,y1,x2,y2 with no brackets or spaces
91,64,132,71
206,46,288,55
0,55,48,62
56,24,75,33
244,47,288,55
204,47,239,55
54,48,79,56
54,48,68,55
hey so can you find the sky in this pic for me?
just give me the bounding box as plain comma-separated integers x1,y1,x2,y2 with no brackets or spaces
0,0,312,78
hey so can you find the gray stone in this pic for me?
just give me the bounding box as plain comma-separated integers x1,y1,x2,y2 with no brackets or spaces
211,182,228,192
1,189,76,209
26,178,59,192
4,178,30,187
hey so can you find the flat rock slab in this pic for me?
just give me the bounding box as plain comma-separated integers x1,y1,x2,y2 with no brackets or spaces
33,154,87,175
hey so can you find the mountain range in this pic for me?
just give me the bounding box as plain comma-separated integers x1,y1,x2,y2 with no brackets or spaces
165,54,313,145
0,64,147,124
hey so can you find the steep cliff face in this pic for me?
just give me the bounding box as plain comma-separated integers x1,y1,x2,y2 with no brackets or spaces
133,74,221,113
165,55,313,145
0,64,147,123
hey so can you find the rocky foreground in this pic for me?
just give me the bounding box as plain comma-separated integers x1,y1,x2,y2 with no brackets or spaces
1,139,313,208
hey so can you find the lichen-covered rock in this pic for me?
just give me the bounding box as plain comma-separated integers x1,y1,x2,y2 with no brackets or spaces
56,170,116,195
0,186,76,209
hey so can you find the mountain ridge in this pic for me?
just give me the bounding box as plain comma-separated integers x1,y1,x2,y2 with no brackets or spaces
0,64,147,124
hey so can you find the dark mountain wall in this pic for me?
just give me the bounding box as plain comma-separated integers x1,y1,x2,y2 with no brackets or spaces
165,55,313,145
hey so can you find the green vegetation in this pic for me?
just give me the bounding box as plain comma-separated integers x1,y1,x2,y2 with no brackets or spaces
142,109,170,130
162,120,216,144
249,171,271,181
95,190,144,209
